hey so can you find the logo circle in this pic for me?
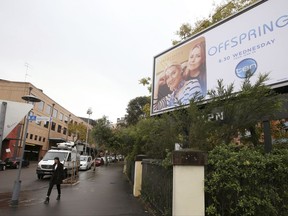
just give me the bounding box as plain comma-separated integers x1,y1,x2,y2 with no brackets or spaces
235,58,257,79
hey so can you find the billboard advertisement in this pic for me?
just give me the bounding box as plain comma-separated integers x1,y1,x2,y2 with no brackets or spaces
151,0,288,116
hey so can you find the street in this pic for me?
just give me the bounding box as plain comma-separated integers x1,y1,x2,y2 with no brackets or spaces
0,162,152,216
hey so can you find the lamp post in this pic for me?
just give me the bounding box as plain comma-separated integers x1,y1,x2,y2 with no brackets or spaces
84,108,92,155
11,95,41,206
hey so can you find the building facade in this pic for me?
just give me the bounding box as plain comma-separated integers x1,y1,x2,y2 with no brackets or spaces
0,79,92,161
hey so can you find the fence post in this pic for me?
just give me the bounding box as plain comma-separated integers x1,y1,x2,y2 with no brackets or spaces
172,150,207,216
133,154,147,197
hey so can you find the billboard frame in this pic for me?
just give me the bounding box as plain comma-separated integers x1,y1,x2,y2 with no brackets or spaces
151,0,288,116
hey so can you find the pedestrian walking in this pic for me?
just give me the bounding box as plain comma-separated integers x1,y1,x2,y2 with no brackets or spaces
44,157,64,204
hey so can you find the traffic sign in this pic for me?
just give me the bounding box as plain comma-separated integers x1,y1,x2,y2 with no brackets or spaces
28,115,37,121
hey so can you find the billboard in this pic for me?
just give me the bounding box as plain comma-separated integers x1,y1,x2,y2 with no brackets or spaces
151,0,288,116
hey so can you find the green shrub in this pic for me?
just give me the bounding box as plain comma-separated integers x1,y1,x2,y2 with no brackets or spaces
206,144,288,216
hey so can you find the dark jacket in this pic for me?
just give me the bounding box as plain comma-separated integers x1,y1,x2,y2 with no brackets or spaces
51,162,64,185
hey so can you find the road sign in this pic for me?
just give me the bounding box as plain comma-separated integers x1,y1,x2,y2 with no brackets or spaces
28,115,37,121
36,116,52,122
28,116,51,122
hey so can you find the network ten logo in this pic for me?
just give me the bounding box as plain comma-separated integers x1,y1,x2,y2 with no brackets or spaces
235,58,258,79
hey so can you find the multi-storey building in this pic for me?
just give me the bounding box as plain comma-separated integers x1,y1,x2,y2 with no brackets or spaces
0,79,92,161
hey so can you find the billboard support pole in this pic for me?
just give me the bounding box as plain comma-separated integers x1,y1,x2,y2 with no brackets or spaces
0,102,7,159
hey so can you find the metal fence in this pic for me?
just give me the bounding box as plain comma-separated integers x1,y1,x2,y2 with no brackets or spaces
126,158,135,184
141,159,173,216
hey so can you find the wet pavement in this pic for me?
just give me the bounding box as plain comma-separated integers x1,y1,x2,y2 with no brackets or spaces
0,162,152,216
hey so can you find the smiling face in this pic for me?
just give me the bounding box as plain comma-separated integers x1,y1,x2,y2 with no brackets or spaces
187,45,204,71
165,65,182,91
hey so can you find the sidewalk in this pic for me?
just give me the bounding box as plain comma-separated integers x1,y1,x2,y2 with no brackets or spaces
1,162,152,216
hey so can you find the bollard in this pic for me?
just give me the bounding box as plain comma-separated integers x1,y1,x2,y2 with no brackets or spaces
172,150,207,216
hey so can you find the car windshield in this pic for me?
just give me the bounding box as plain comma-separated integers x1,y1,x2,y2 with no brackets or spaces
80,156,87,161
42,152,68,161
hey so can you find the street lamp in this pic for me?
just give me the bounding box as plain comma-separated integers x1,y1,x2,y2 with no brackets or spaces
84,108,92,155
11,95,41,206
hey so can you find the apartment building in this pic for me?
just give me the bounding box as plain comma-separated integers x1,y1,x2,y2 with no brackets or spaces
0,79,92,161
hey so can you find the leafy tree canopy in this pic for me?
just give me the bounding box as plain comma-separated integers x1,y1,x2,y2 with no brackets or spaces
68,122,87,142
172,0,258,45
91,116,113,149
125,96,150,126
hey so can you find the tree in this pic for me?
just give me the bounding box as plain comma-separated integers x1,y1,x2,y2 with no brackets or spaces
172,0,258,45
139,77,152,93
91,116,113,149
68,122,87,142
185,73,284,150
125,96,150,126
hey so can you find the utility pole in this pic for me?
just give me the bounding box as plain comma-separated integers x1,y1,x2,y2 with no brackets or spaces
0,102,7,159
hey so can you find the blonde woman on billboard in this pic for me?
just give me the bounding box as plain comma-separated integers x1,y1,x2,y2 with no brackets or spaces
183,38,207,96
153,62,202,111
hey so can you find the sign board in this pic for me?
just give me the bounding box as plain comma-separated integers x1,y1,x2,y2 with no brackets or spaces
0,100,33,140
28,115,37,121
28,115,51,122
151,0,288,116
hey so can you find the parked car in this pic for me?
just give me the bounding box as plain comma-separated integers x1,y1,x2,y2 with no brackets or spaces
0,160,6,171
79,155,93,171
116,155,124,161
4,157,30,169
94,157,104,167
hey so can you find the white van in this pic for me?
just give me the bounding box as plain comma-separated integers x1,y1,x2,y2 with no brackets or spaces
36,142,80,179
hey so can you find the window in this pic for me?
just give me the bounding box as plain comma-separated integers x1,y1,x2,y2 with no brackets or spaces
64,115,69,123
39,136,42,141
30,134,33,139
46,105,52,115
57,125,62,133
67,153,71,161
34,135,38,140
63,127,67,135
38,101,44,111
43,138,46,142
59,113,64,121
51,122,56,131
44,121,49,128
53,109,58,118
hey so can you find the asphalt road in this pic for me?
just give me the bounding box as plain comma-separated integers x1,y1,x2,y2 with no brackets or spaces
0,162,152,216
